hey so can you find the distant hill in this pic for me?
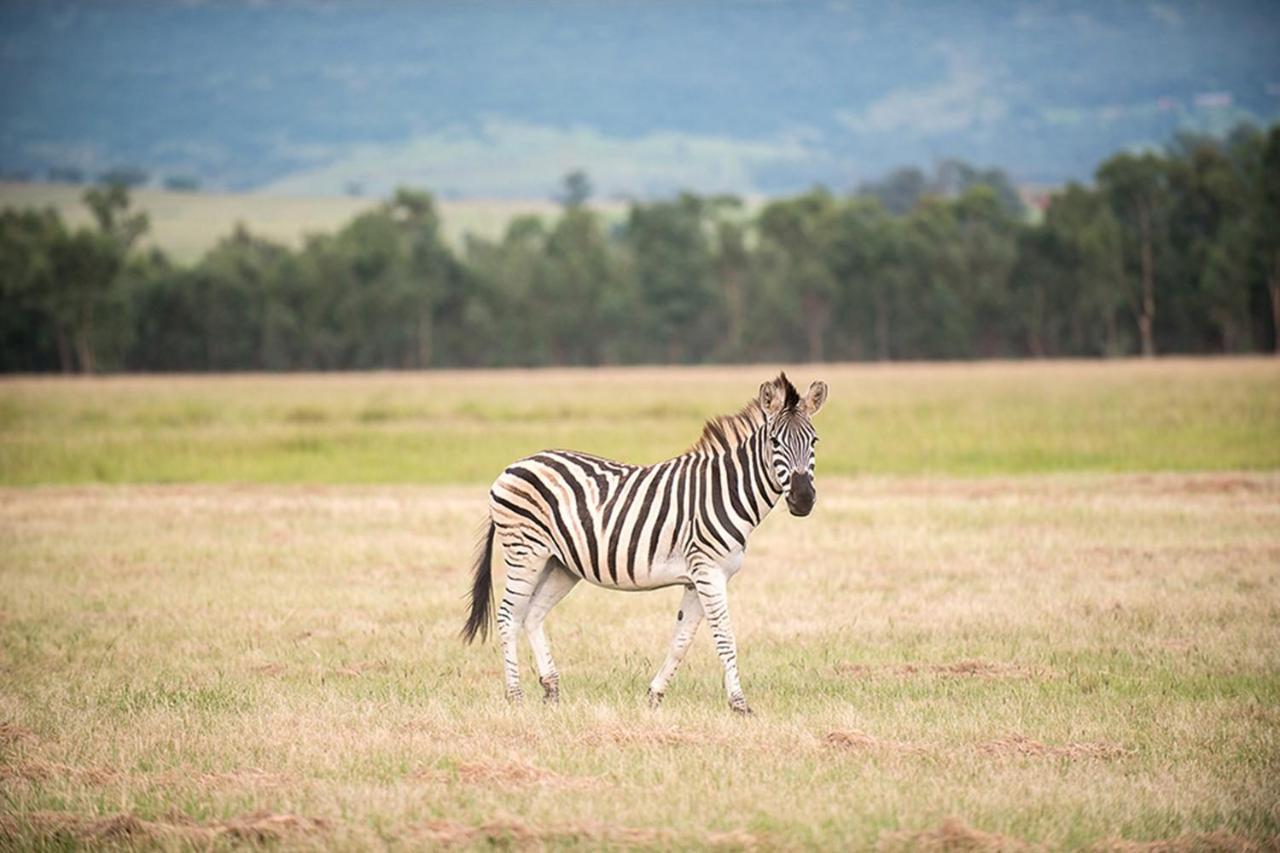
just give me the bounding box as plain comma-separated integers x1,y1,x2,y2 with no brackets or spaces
2,1,1278,199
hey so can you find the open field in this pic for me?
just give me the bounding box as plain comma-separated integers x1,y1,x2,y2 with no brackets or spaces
1,359,1278,486
2,360,1278,848
0,182,630,264
2,474,1278,849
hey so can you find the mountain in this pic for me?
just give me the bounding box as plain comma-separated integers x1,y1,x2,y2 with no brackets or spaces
2,0,1278,199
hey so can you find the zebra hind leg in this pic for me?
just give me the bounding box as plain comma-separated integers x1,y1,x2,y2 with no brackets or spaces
496,547,550,703
523,557,579,704
647,585,704,708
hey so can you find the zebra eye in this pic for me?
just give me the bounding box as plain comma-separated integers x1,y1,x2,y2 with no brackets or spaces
770,436,781,448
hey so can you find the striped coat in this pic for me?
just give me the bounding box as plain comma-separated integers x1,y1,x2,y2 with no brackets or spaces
462,373,827,713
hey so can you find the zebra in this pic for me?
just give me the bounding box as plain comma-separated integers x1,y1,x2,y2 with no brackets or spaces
461,372,827,714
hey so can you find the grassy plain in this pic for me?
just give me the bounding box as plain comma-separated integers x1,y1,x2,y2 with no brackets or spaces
0,181,629,264
1,360,1278,849
2,359,1278,487
2,475,1278,849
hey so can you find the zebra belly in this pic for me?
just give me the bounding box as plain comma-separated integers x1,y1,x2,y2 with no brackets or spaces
570,550,690,591
594,546,744,591
633,551,692,590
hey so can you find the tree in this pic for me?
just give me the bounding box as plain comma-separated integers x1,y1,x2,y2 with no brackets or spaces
557,170,593,210
1162,129,1263,352
758,189,840,362
464,216,548,365
32,184,153,372
0,209,65,371
6,122,1280,374
858,166,928,215
1012,184,1125,356
537,206,622,364
1097,152,1171,356
285,188,458,370
1202,220,1257,352
624,193,718,362
827,198,899,360
706,196,751,360
198,226,292,369
946,187,1020,356
390,188,453,368
84,184,150,249
858,161,1027,220
1261,127,1280,354
896,198,971,358
935,159,1027,220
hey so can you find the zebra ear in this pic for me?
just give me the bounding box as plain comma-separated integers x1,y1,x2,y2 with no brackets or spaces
759,380,785,418
803,381,828,415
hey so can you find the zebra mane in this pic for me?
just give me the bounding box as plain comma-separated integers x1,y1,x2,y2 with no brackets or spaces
689,374,798,455
775,371,801,411
690,401,767,454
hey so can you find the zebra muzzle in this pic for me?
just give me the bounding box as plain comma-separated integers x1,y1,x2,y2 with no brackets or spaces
786,472,815,516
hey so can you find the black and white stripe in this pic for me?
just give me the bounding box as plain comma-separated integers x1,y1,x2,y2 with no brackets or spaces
462,373,828,713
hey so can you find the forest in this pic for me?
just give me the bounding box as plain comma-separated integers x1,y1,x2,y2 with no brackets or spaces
2,123,1278,372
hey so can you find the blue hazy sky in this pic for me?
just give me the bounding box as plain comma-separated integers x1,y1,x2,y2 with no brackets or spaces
2,0,1278,198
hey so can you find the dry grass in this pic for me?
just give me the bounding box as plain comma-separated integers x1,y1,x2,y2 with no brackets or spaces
824,729,929,755
975,735,1133,761
412,818,765,849
835,659,1051,680
821,730,1130,761
433,759,596,789
877,817,1040,851
1,473,1278,848
0,810,329,847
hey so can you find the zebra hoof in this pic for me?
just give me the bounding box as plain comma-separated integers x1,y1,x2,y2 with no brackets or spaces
729,695,753,716
647,688,664,709
541,678,560,704
506,688,525,704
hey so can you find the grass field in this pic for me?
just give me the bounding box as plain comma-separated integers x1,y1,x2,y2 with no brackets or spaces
2,475,1278,849
2,360,1279,849
2,359,1278,487
0,181,629,264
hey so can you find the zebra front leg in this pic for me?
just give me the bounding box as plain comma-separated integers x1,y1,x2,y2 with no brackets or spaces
496,554,548,703
692,566,751,715
523,559,579,704
647,585,703,707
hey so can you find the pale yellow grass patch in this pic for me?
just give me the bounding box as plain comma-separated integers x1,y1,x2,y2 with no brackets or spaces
1088,833,1280,852
877,817,1040,851
835,659,1051,679
825,729,928,754
0,810,329,847
1,473,1278,848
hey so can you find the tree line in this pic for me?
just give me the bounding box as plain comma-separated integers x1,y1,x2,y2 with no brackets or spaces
2,123,1278,373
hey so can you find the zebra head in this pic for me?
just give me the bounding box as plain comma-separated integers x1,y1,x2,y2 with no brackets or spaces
759,373,828,517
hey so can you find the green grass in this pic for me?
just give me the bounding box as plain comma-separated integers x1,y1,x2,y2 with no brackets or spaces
1,359,1277,486
1,475,1277,848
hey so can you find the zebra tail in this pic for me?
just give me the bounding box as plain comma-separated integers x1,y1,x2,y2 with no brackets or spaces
460,517,496,644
